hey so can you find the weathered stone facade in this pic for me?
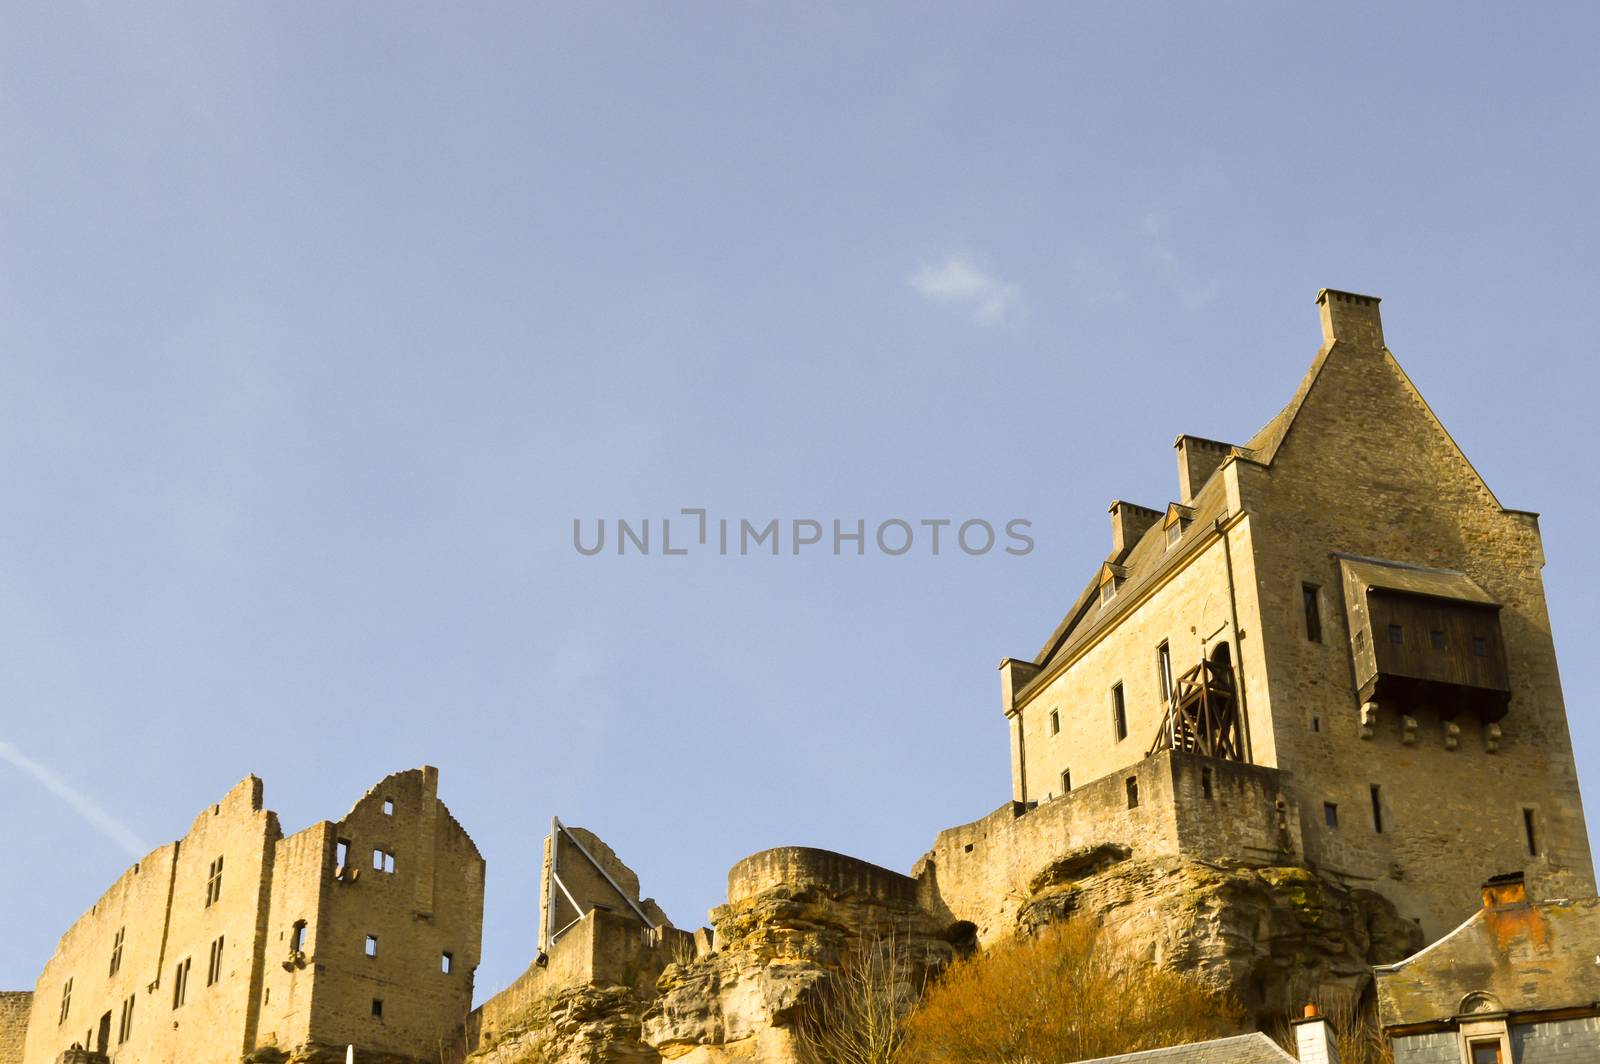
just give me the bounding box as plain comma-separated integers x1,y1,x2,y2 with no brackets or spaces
998,290,1595,939
20,768,483,1064
0,992,32,1064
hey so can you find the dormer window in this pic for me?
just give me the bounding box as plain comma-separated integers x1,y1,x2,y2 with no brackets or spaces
1100,580,1117,607
1166,522,1183,548
1162,504,1194,552
1098,563,1127,610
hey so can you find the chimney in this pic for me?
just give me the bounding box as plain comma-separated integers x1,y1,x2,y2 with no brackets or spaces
1481,871,1528,910
1108,500,1161,556
1317,288,1384,349
1293,1004,1343,1064
1173,435,1234,502
999,657,1043,716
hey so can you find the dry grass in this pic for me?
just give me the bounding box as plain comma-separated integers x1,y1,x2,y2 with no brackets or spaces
1268,992,1392,1064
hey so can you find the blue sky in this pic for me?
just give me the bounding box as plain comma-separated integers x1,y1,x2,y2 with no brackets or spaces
4,3,1598,998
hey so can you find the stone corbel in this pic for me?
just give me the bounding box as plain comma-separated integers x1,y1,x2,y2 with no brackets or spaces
1401,716,1419,745
1485,722,1502,753
1444,721,1461,750
1359,702,1379,739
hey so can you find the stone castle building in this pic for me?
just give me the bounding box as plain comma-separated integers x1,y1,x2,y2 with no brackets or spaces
982,289,1594,937
17,767,483,1064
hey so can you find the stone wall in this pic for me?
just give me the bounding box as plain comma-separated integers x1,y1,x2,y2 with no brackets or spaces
914,750,1296,942
728,848,920,907
0,992,31,1064
21,768,482,1064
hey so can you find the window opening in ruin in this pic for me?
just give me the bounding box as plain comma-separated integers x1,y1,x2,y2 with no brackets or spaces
1323,802,1339,829
117,994,134,1044
205,855,224,907
1473,635,1489,657
1200,767,1213,799
1061,769,1071,793
207,935,225,986
292,920,308,953
1311,716,1321,732
109,926,124,976
1303,584,1322,642
172,957,191,1009
1387,623,1403,645
383,798,395,815
1370,785,1384,833
1125,776,1139,809
1157,641,1174,703
1524,808,1539,857
365,935,378,958
372,848,395,874
1049,709,1059,735
336,838,350,870
442,951,453,974
96,1010,110,1053
963,842,973,853
1430,629,1446,650
372,998,384,1018
1112,683,1127,742
59,977,71,1024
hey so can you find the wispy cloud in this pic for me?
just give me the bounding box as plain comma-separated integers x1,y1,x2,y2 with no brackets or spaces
0,740,149,858
1139,212,1220,310
908,254,1022,324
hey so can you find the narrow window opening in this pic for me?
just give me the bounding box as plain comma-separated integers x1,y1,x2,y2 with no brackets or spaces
116,994,134,1044
365,935,379,958
1111,683,1127,742
1060,769,1071,794
383,798,395,815
1323,802,1339,829
441,952,453,974
1473,636,1489,657
335,839,351,871
109,927,124,977
172,958,191,1009
205,856,224,907
1049,709,1059,735
1100,579,1117,607
1167,521,1184,548
1370,785,1384,834
1430,630,1446,650
1387,623,1404,645
1311,716,1321,733
1157,641,1173,703
206,936,225,987
1302,584,1322,643
1200,767,1213,800
1355,629,1366,650
291,920,308,953
1125,776,1139,809
59,978,72,1025
1524,808,1539,857
371,998,384,1019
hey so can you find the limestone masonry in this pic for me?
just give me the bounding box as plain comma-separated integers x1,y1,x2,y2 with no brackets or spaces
8,289,1596,1063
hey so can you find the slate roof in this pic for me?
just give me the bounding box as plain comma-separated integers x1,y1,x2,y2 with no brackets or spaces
1375,895,1600,1026
1080,1032,1296,1063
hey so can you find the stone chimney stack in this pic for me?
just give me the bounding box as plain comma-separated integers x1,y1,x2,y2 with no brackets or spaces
1108,500,1161,557
1317,288,1384,349
1293,1004,1343,1064
1173,435,1233,502
1481,870,1528,910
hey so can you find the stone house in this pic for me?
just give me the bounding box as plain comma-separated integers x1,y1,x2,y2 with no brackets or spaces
1376,871,1600,1063
19,767,483,1064
984,290,1594,939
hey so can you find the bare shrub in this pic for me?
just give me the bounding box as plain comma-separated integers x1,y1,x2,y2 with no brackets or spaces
794,930,926,1064
1269,993,1392,1064
901,920,1243,1063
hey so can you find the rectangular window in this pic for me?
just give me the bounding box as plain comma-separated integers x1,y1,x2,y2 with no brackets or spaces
59,978,72,1025
1311,716,1321,733
372,848,395,874
1430,630,1446,650
1524,808,1539,857
1387,623,1404,645
1303,584,1322,642
1473,636,1489,657
1111,683,1127,742
172,958,191,1009
1049,709,1059,735
1469,1041,1502,1064
372,998,384,1018
1370,785,1384,834
117,994,134,1044
382,798,395,815
1323,802,1339,829
1060,769,1071,794
441,952,453,974
1125,776,1139,809
109,927,124,977
1100,580,1117,607
1157,641,1173,703
1200,767,1213,800
1166,522,1183,548
205,856,224,907
206,936,225,987
291,920,308,953
365,935,379,958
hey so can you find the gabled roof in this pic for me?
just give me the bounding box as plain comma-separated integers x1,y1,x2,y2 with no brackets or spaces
1081,1032,1295,1063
